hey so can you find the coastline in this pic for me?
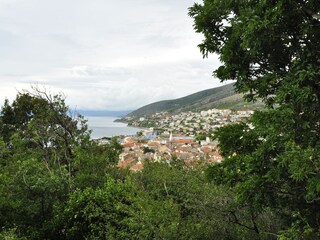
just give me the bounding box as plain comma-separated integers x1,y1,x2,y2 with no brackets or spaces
85,116,142,139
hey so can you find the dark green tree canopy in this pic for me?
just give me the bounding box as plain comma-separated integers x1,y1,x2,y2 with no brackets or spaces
0,88,285,238
0,88,127,239
190,1,320,238
0,89,89,145
189,0,320,107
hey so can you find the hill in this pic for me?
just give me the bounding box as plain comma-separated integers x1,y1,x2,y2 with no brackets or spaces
128,83,264,117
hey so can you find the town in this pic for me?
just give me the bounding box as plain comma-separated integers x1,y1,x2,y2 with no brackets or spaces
110,109,254,171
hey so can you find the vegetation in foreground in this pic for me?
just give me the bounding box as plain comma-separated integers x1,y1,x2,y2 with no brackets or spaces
189,0,320,238
0,89,283,239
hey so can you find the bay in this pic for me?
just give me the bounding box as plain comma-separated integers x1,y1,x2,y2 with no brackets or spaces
85,116,141,139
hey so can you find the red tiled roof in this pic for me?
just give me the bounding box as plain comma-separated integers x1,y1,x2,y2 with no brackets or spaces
117,157,136,168
130,162,144,171
201,147,212,154
122,142,135,148
173,139,193,144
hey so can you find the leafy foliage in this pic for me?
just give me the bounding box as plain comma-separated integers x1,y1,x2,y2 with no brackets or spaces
62,179,138,240
0,89,123,239
190,0,320,237
0,86,282,239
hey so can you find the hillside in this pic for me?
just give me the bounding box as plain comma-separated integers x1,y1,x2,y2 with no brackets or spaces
128,83,264,117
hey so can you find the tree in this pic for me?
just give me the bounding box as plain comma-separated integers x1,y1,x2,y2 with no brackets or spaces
189,0,320,238
61,179,139,240
189,0,320,108
132,161,281,239
0,86,283,238
0,88,124,239
104,137,123,166
0,88,92,183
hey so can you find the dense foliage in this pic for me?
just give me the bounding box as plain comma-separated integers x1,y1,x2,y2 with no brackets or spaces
189,0,320,238
0,89,284,239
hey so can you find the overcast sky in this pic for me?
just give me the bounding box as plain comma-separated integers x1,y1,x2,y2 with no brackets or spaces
0,0,223,111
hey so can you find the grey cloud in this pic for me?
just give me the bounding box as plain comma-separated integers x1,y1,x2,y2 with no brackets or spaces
0,0,222,111
69,66,132,77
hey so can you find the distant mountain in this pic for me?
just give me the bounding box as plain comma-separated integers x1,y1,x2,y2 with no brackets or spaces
128,83,264,117
78,110,133,117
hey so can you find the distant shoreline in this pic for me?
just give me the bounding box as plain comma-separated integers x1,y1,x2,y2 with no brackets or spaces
78,110,133,118
85,116,142,139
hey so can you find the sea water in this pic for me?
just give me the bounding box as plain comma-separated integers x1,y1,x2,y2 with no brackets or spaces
85,116,141,139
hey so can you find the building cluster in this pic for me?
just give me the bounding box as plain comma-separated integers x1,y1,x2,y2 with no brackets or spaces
124,109,254,137
116,134,222,171
114,109,254,171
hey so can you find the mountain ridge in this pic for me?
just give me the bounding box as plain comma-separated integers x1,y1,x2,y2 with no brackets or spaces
78,110,132,117
128,83,264,117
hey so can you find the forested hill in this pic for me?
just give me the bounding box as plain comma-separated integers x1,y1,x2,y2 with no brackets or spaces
128,83,263,116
